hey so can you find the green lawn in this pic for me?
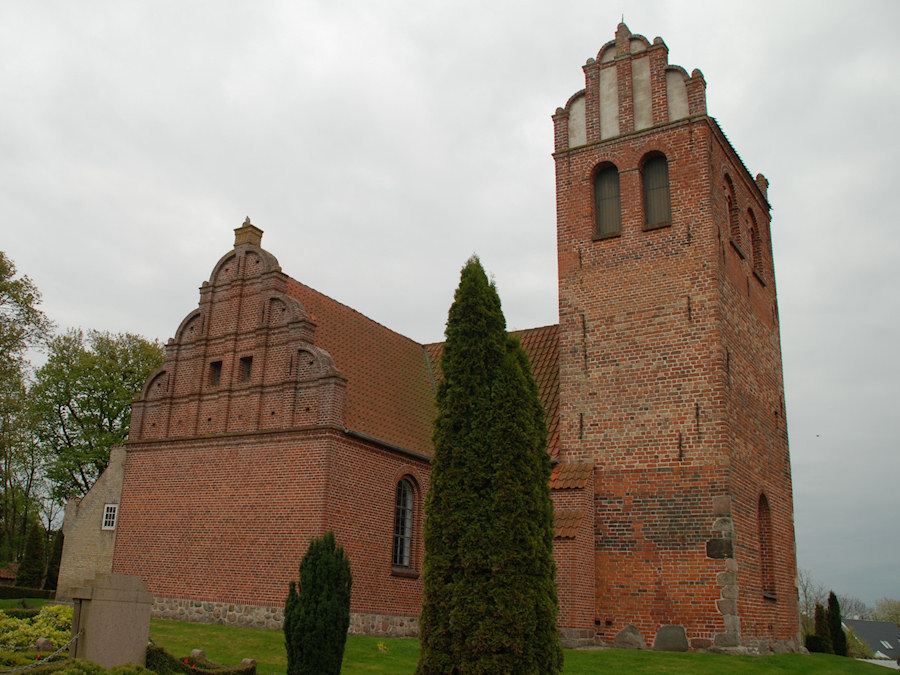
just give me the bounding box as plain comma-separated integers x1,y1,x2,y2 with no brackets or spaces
149,618,889,674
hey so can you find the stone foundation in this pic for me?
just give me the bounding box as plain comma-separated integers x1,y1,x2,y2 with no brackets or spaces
152,597,418,636
153,597,284,630
559,626,598,649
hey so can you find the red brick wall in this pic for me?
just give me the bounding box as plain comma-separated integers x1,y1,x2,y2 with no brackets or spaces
114,428,429,618
553,26,798,649
118,224,431,623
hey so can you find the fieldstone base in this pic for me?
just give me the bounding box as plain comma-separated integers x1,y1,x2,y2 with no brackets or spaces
348,613,419,637
153,598,284,630
152,597,419,637
559,627,598,648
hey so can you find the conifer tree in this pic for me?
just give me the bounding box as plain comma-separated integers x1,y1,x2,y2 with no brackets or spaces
417,257,562,674
283,531,352,675
806,602,832,653
43,531,63,591
14,523,45,589
828,591,847,656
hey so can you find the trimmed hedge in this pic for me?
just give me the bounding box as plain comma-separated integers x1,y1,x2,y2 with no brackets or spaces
1,607,41,619
145,645,256,675
0,586,55,600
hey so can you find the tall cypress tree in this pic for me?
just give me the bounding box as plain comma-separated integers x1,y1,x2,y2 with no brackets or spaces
808,602,832,653
14,523,45,589
43,530,63,591
417,257,562,674
827,591,847,656
283,531,352,675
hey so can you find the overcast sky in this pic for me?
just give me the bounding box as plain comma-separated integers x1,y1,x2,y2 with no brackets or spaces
3,1,898,607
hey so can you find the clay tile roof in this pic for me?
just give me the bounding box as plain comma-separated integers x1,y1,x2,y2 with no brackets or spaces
284,276,560,461
549,462,594,490
287,280,438,456
554,509,583,539
512,325,559,459
425,324,560,459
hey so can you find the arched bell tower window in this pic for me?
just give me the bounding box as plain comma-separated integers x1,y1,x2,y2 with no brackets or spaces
749,208,763,277
642,154,671,228
594,164,621,238
392,479,414,568
758,493,776,599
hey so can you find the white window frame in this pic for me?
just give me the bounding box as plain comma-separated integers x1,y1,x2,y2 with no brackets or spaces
102,504,118,531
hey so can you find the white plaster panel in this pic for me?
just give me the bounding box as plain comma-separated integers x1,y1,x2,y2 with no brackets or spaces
567,94,586,148
667,69,689,121
599,66,619,139
629,38,647,54
632,56,652,131
600,45,616,63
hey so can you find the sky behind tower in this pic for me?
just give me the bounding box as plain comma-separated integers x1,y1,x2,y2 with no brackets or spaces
2,1,899,606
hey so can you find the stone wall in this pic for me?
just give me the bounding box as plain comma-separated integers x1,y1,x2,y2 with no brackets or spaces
57,447,126,601
152,597,419,637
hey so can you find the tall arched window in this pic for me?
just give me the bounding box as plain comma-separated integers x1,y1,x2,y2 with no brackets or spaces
594,164,621,237
758,493,776,598
643,154,671,228
392,479,414,568
749,209,763,276
725,175,740,246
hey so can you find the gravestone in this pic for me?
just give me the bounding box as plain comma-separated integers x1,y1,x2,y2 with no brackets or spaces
70,574,154,668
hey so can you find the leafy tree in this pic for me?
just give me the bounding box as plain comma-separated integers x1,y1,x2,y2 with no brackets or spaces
836,593,870,620
827,591,847,657
0,251,53,371
283,531,352,675
0,252,51,563
798,568,827,630
31,329,164,500
873,598,900,626
417,257,562,674
14,522,45,588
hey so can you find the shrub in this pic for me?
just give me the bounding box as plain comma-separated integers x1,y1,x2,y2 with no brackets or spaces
284,531,352,675
145,644,256,675
0,585,55,600
0,604,72,649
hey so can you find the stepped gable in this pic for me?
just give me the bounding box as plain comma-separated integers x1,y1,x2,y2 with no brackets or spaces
287,279,437,457
424,323,560,460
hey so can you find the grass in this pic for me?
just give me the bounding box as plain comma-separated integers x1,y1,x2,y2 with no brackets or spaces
149,618,890,674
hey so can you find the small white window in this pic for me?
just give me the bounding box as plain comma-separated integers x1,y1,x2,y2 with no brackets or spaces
102,504,118,530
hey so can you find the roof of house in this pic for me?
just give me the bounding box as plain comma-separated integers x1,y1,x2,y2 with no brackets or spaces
844,619,900,660
286,274,560,459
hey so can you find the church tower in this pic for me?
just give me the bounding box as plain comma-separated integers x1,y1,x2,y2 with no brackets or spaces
552,24,799,650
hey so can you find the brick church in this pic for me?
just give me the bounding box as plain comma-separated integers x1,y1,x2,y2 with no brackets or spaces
58,24,800,652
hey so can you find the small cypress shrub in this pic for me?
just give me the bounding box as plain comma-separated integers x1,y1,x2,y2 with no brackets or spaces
284,532,352,675
828,591,847,656
15,524,45,589
812,602,832,653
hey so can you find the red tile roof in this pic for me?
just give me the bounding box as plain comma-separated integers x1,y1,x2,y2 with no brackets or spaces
284,278,559,461
554,509,583,539
424,324,560,459
287,279,438,456
550,462,593,490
